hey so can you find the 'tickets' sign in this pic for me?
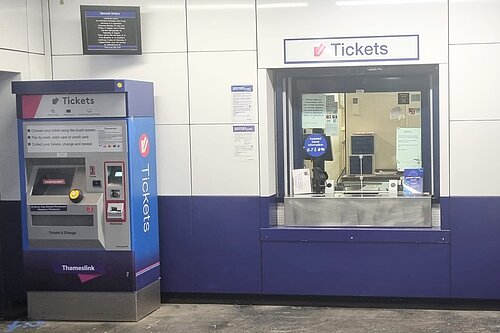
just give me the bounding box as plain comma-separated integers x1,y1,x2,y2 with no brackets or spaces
21,93,126,119
284,35,419,64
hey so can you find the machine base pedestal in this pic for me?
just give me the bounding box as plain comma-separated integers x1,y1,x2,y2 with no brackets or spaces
27,280,160,321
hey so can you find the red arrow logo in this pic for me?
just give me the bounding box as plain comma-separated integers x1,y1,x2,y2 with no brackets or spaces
139,133,150,158
314,43,326,57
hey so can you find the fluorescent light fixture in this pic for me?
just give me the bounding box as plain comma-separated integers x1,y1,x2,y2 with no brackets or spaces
148,2,309,10
189,4,254,10
336,0,444,5
258,2,309,9
147,4,185,10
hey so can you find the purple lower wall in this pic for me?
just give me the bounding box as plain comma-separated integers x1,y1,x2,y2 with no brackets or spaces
449,197,500,299
159,196,262,294
159,195,500,299
0,201,25,313
3,196,500,301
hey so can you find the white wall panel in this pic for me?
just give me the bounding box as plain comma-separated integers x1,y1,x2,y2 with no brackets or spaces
156,125,192,195
0,0,48,201
52,53,189,124
257,0,447,68
27,0,44,54
450,121,500,196
189,51,257,124
138,1,187,53
191,124,260,195
153,53,189,125
449,44,500,121
49,0,187,55
0,49,29,74
0,0,28,52
187,0,256,52
0,72,22,200
28,54,48,80
439,64,449,197
450,0,500,44
258,69,276,196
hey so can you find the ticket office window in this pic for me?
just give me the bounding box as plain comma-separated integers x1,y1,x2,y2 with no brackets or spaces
276,65,440,201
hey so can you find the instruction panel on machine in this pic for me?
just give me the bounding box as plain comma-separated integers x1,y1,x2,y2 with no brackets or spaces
26,124,124,153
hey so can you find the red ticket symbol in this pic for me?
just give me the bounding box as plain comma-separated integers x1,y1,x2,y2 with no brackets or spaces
314,43,326,57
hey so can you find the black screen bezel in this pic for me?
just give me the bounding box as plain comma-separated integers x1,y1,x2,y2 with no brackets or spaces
80,5,142,55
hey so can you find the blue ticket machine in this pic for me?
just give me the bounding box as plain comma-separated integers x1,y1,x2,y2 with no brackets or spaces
12,80,159,321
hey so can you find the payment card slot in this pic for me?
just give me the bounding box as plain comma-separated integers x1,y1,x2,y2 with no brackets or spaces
105,161,126,223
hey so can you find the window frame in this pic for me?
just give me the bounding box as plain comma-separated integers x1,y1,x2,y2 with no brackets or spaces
274,64,440,202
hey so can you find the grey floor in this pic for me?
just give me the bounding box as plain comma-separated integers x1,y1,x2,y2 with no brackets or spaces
2,303,500,333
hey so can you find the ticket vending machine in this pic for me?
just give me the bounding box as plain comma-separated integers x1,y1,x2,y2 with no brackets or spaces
12,80,159,321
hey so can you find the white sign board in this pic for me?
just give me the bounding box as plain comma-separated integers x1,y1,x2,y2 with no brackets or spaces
231,85,253,122
285,35,419,64
233,125,256,161
26,124,124,153
396,127,421,171
302,94,326,129
292,169,312,195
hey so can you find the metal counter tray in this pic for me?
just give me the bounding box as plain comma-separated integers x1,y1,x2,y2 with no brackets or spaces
284,194,432,228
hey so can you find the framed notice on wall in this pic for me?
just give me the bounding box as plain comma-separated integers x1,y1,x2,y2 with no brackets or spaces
80,5,142,55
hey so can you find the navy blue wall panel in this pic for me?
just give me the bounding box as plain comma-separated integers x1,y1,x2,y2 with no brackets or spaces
192,196,262,293
260,195,277,228
450,197,500,299
154,195,500,299
440,197,451,230
262,241,450,297
158,196,195,292
0,201,25,312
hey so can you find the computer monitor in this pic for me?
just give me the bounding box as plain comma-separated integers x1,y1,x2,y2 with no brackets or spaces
80,5,142,55
351,134,374,155
349,155,374,175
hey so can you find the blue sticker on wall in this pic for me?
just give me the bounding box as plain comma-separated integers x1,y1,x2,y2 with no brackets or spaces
304,134,327,158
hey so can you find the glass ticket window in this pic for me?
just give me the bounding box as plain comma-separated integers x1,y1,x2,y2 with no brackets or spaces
275,65,440,227
300,91,423,193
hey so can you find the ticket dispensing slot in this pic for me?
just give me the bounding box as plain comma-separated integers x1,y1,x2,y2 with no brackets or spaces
107,202,124,220
105,162,126,222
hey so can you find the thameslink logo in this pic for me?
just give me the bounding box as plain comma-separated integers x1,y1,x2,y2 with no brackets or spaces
61,264,95,272
53,263,105,283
